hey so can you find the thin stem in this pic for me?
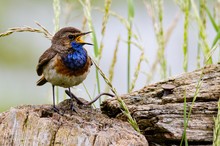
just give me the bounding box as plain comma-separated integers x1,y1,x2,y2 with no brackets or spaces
78,0,101,102
130,51,144,92
83,83,96,108
191,0,212,64
105,36,120,94
180,90,188,146
98,0,112,61
180,53,214,144
127,25,132,92
127,0,134,92
213,99,220,145
92,59,140,132
183,0,189,72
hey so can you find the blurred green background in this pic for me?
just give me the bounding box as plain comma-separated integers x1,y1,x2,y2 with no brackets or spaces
0,0,218,112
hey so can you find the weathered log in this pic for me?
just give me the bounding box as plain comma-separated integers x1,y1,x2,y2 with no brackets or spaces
0,99,148,146
101,64,220,145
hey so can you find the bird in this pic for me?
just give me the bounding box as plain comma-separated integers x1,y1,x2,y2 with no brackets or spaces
36,27,93,112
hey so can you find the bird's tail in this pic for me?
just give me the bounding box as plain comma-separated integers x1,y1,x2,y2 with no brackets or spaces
36,76,48,86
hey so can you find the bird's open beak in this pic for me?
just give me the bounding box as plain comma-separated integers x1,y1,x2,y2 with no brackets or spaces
75,31,93,46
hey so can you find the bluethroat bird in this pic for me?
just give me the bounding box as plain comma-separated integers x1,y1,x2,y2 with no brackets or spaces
36,27,101,112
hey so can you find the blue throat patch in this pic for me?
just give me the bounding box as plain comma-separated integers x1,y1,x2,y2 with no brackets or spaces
63,42,87,70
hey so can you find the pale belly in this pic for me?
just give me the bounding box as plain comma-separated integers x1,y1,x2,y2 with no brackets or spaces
43,57,90,88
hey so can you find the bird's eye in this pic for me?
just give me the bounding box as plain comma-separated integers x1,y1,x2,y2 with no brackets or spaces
68,35,74,40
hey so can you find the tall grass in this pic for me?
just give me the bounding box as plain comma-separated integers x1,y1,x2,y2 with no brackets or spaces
78,0,101,105
191,0,212,64
182,90,188,146
178,0,219,145
183,0,189,72
197,0,206,68
213,99,220,146
129,43,145,92
98,0,112,61
127,0,135,92
180,72,203,145
79,0,113,104
144,0,179,83
156,0,166,79
148,0,167,79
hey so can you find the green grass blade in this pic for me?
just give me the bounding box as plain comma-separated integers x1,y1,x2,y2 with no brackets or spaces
91,26,99,57
127,28,131,92
205,5,219,32
180,76,203,145
127,0,135,22
104,35,120,94
213,99,220,146
127,0,134,92
99,0,112,60
83,83,96,108
191,0,213,64
79,0,101,98
92,59,140,132
180,90,188,146
183,0,189,72
156,0,166,79
211,30,220,48
129,52,144,92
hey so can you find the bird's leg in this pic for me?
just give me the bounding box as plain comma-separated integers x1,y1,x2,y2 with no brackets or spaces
52,85,60,113
68,88,77,112
65,89,85,105
65,90,114,105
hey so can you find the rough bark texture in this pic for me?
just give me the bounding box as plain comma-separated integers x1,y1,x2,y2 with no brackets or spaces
101,64,220,146
0,99,148,146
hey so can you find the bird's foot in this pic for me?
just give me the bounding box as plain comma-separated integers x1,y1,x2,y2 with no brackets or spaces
52,106,64,115
65,90,115,106
65,90,85,105
70,104,77,112
52,106,59,112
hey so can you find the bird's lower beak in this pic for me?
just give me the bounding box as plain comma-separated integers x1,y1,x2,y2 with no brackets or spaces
76,31,93,46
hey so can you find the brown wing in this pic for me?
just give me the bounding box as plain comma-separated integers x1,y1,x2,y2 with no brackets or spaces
36,48,57,76
36,76,48,86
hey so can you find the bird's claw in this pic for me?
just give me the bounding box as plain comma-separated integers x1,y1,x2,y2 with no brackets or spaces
52,106,64,115
70,104,77,112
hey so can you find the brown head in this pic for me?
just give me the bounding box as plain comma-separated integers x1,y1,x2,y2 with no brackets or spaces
52,27,92,48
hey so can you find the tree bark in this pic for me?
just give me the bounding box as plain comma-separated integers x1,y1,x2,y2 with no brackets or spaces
0,99,148,146
101,64,220,145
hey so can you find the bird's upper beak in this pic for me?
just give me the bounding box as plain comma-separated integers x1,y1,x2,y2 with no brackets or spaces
75,31,93,46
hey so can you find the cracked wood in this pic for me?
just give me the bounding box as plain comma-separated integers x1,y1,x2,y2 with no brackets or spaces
101,64,220,145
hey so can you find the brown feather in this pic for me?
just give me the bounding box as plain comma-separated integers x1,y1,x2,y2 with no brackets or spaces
36,48,57,76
